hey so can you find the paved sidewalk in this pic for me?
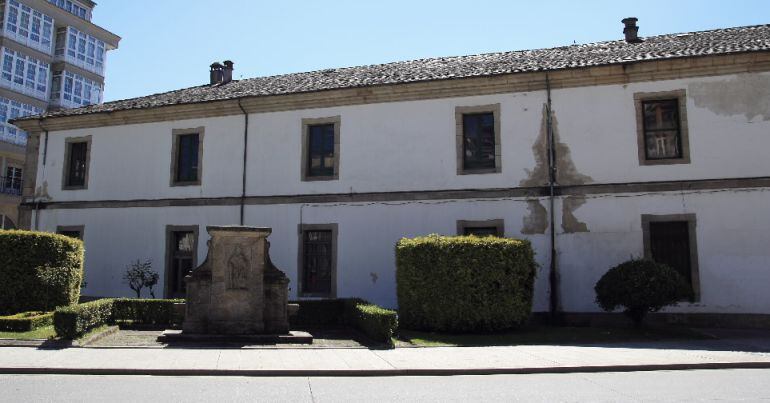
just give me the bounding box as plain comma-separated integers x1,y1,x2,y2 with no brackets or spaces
1,341,769,376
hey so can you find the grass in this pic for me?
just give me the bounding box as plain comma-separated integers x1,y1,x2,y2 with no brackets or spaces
0,325,56,340
398,325,710,347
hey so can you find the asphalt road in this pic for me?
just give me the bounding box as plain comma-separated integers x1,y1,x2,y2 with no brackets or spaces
1,369,769,402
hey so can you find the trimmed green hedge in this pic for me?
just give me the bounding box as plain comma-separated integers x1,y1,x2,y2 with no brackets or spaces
0,230,84,315
112,298,184,325
0,311,54,332
344,299,398,343
54,299,113,339
289,299,347,327
290,298,399,345
396,234,537,332
54,298,185,339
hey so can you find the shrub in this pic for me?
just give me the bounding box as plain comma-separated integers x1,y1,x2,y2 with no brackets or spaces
0,230,84,315
289,299,348,327
344,299,398,343
112,298,184,325
53,299,113,339
396,234,537,333
595,259,693,326
0,311,54,332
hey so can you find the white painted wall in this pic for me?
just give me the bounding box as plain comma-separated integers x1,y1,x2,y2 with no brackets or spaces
29,70,770,314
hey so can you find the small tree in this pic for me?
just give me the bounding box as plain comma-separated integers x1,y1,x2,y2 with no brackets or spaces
123,259,159,298
594,259,693,327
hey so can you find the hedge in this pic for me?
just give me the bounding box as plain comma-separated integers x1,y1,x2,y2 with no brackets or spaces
396,234,536,332
0,230,84,315
54,299,114,339
291,298,398,344
0,311,54,332
343,299,398,343
112,298,184,325
53,298,185,339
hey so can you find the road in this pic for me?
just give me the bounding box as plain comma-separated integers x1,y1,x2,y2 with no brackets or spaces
1,369,769,402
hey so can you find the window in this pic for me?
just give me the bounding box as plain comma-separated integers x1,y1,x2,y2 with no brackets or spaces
3,1,54,53
63,136,91,189
50,70,102,108
642,214,700,300
4,166,22,195
298,224,338,297
301,116,340,181
47,0,91,20
457,219,504,237
165,226,198,298
54,27,106,75
0,48,50,101
0,96,43,146
455,104,501,174
170,128,203,186
56,225,84,240
634,90,690,165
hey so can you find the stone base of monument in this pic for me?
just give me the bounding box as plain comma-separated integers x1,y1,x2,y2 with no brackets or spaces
157,329,313,345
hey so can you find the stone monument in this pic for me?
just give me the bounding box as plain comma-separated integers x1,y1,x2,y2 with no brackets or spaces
161,226,308,343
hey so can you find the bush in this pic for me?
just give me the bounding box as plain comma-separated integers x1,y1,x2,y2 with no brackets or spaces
54,299,113,339
112,298,184,325
289,299,348,327
0,311,54,332
595,259,693,326
344,299,398,343
0,230,84,315
396,234,537,333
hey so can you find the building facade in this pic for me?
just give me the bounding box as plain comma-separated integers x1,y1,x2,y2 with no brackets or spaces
0,0,119,229
13,23,770,324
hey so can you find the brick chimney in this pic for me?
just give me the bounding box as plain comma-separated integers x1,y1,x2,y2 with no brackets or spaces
210,62,224,85
622,17,642,43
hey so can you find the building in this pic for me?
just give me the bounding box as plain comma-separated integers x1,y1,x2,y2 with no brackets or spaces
0,0,119,229
12,21,770,325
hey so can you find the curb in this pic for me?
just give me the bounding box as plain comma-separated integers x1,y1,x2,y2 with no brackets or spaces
2,362,770,377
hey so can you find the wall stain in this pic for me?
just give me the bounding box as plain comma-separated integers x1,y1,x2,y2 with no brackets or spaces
689,74,770,121
34,181,51,200
521,199,548,234
520,104,593,187
562,196,589,233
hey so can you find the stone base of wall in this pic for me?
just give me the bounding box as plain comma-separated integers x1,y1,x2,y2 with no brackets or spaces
531,312,770,330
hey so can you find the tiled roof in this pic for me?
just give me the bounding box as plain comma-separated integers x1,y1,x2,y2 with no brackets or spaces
21,24,770,121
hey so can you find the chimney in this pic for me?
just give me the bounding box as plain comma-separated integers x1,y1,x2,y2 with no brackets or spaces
210,62,223,85
622,17,642,43
222,60,234,84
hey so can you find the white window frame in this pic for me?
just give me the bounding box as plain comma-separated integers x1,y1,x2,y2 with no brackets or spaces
3,0,54,54
0,48,49,101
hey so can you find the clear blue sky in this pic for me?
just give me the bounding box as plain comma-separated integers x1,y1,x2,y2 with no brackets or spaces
94,0,769,102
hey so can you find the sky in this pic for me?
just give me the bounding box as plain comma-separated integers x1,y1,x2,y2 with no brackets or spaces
93,0,770,102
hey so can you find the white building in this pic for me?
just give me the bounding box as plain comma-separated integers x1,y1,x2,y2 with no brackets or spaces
13,21,770,326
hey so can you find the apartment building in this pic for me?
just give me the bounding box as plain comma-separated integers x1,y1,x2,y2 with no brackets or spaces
0,0,118,229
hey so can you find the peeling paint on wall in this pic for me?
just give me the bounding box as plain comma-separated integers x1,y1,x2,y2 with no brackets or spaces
521,104,593,187
521,199,548,234
689,74,770,121
561,196,589,233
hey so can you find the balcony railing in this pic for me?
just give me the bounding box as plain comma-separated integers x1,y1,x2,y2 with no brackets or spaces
0,176,22,196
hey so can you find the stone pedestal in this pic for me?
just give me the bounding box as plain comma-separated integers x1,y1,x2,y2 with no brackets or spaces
182,226,291,335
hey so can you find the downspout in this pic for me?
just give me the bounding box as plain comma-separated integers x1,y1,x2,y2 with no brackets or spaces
545,74,561,322
33,119,48,231
237,98,248,226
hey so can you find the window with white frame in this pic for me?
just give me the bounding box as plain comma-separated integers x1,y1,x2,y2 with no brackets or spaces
50,70,102,108
0,48,49,100
54,26,105,75
3,0,54,53
46,0,90,20
0,96,42,145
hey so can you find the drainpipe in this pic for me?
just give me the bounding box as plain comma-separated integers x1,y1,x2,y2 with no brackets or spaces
32,119,48,231
545,74,561,323
237,98,249,226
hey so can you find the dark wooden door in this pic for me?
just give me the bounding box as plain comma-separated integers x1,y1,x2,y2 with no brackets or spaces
649,221,691,285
